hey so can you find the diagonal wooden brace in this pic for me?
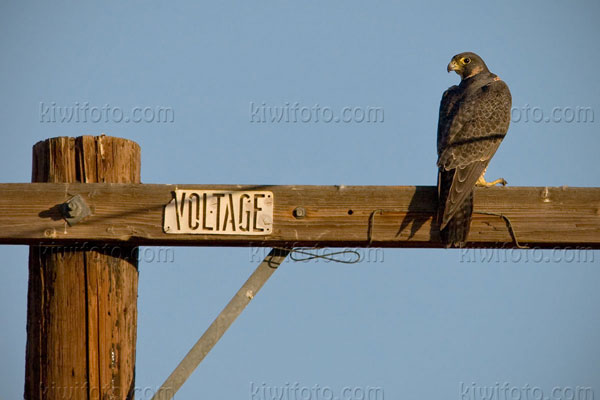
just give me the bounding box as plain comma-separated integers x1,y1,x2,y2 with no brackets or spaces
151,248,290,400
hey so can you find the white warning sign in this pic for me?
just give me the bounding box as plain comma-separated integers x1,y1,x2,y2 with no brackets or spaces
164,190,273,235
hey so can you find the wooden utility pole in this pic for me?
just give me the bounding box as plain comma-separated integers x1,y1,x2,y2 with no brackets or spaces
25,136,140,400
1,135,597,399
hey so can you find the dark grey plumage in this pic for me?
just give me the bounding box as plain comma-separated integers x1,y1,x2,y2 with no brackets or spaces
437,52,512,247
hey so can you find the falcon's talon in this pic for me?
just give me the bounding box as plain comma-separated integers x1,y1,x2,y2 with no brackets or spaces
476,176,507,187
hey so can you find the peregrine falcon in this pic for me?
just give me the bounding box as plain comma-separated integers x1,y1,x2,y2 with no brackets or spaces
437,52,512,247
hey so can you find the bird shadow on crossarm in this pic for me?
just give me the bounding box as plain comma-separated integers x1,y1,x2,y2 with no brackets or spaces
396,186,438,241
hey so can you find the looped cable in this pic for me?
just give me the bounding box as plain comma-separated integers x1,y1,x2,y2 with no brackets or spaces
273,247,361,264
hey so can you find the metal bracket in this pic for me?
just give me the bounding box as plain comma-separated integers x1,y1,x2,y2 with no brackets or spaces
59,194,91,226
151,248,289,400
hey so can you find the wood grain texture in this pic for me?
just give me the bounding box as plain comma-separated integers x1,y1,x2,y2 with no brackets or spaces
25,136,139,400
3,182,599,248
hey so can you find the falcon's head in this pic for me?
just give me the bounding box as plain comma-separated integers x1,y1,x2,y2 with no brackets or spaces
447,52,489,79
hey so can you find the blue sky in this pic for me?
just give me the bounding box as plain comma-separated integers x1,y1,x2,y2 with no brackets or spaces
1,1,599,399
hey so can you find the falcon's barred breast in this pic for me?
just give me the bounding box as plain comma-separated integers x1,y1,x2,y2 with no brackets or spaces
437,52,512,247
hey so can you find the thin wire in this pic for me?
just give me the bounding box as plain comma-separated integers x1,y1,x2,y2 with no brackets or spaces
367,208,408,245
273,247,361,264
367,209,384,245
367,208,527,249
474,211,528,249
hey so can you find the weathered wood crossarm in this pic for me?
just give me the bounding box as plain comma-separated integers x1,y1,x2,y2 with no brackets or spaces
1,183,598,248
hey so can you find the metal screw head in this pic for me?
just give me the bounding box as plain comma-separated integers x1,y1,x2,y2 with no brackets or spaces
293,207,306,219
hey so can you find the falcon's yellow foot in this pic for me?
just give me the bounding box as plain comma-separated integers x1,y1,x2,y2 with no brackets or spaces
476,174,507,187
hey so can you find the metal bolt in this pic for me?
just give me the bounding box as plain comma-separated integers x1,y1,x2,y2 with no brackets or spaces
60,194,91,226
65,199,81,217
293,207,306,219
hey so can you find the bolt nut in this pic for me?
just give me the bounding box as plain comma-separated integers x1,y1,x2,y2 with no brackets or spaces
60,194,91,226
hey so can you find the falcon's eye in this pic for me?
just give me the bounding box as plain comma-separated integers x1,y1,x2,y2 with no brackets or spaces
463,57,471,64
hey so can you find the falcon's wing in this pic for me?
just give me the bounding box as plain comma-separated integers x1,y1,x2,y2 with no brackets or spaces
437,85,460,157
437,78,511,227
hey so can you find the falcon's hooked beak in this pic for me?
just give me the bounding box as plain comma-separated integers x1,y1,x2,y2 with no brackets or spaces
447,59,460,73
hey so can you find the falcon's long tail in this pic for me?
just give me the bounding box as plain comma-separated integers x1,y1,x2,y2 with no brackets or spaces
438,170,473,248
